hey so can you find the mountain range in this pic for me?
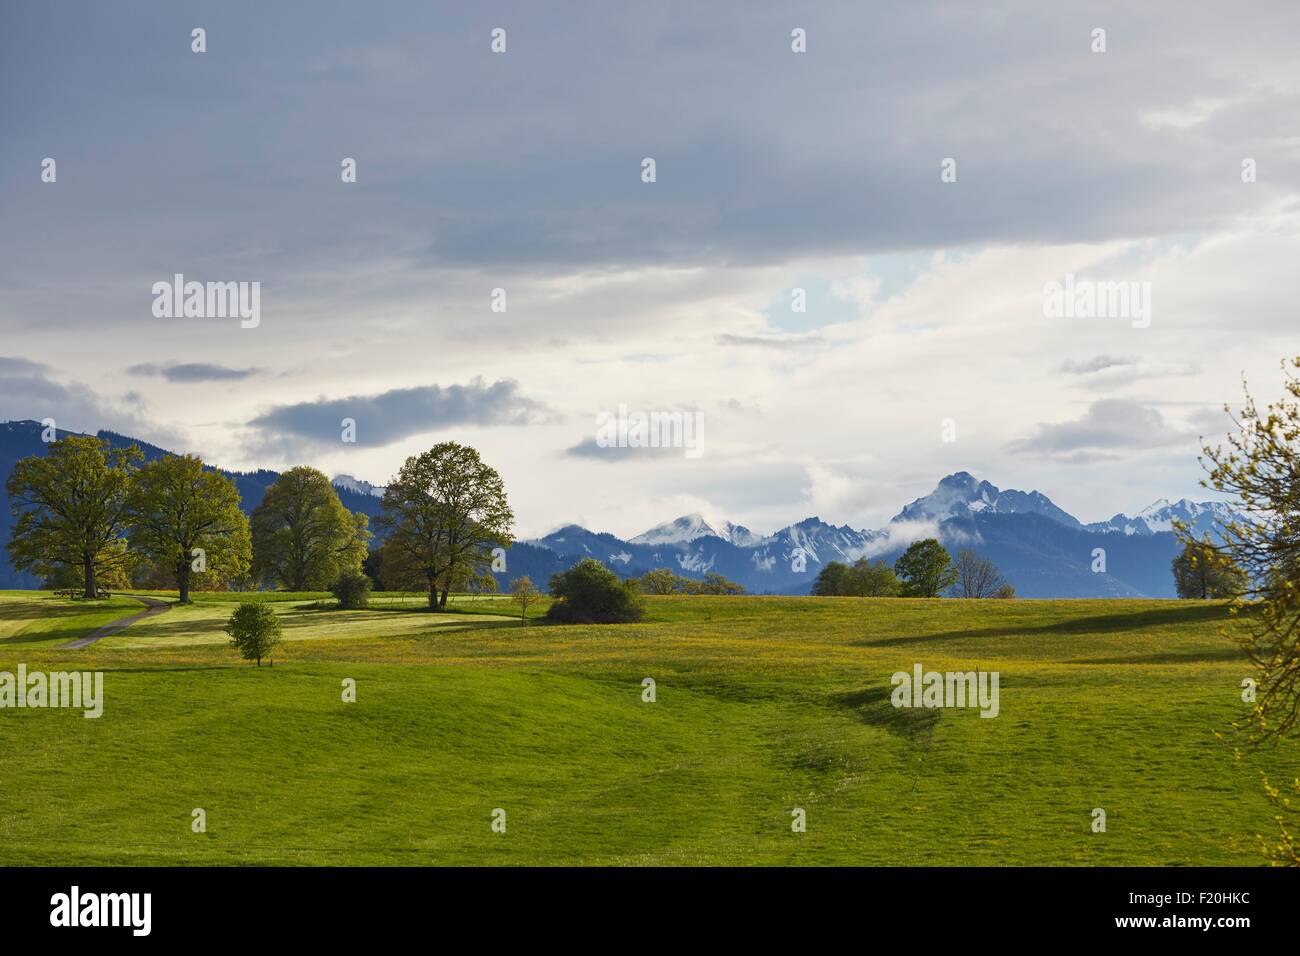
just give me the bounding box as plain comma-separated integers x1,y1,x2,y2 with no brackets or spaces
0,422,1241,597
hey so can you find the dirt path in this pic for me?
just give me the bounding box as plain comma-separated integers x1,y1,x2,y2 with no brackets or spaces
63,595,172,649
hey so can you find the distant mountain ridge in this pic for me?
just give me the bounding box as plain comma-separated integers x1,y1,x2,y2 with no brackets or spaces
0,419,1245,596
524,471,1246,598
892,470,1083,528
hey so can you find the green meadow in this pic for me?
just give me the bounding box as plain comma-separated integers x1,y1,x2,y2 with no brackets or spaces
0,589,1294,866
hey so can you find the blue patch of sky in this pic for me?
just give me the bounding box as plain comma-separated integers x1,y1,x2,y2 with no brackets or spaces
762,251,942,333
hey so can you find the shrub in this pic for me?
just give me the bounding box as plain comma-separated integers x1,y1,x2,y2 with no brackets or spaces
331,569,373,609
547,558,644,624
224,601,283,667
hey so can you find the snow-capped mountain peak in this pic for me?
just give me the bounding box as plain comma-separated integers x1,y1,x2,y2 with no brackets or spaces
892,471,1082,528
629,513,766,547
711,519,767,548
629,513,721,546
1088,498,1240,537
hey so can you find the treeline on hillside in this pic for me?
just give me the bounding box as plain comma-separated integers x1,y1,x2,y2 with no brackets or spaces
633,568,745,595
813,540,1016,598
4,434,512,609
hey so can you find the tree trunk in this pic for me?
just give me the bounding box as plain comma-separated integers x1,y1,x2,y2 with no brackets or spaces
178,559,191,604
439,587,449,609
83,553,97,600
427,573,438,609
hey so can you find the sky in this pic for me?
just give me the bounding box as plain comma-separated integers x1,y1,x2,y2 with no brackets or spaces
2,1,1298,539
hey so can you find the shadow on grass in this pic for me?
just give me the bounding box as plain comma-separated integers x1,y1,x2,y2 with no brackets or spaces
832,684,940,740
1072,645,1249,665
859,602,1243,649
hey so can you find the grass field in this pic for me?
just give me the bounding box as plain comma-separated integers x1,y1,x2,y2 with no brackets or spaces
0,589,1295,866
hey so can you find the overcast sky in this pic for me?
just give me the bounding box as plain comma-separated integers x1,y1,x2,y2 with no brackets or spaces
2,1,1298,538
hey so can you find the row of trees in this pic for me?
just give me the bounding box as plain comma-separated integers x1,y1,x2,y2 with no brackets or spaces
812,534,1253,602
634,568,745,595
6,437,252,602
813,540,1014,599
5,436,513,607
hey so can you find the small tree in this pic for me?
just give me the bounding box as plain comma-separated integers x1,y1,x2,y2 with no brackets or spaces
547,558,644,624
1172,537,1246,599
510,576,540,622
951,549,1009,598
994,582,1017,599
331,569,372,609
894,539,958,597
638,568,681,595
812,561,850,596
224,601,283,667
845,557,901,597
688,572,745,595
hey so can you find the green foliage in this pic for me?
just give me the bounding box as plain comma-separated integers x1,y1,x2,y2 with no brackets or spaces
330,570,372,609
1172,537,1247,599
510,575,540,621
251,467,369,591
42,539,133,593
127,454,252,603
547,558,645,624
638,567,680,595
812,561,849,596
467,572,499,595
813,558,900,597
1199,356,1300,742
849,558,900,596
636,567,744,595
377,442,513,609
684,572,745,595
635,567,744,595
894,539,958,598
1260,774,1300,866
5,435,140,598
223,600,283,666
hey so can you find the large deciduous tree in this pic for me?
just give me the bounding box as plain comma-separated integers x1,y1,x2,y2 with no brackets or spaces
127,454,251,603
250,467,369,591
5,435,140,598
376,442,513,609
894,539,958,598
